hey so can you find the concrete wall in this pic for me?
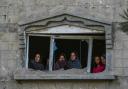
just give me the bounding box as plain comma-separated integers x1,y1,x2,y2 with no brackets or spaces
0,0,128,89
0,0,128,24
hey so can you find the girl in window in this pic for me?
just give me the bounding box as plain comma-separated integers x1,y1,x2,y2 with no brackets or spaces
68,51,81,69
92,56,105,73
29,53,44,70
54,53,67,70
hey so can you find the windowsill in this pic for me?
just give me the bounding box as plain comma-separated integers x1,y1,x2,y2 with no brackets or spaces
14,68,115,80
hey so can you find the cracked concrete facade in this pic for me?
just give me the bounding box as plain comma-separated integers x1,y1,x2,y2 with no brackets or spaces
0,0,128,89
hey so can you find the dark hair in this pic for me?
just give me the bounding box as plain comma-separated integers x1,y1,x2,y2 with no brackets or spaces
34,53,41,57
101,55,106,59
34,52,40,56
57,53,66,61
94,56,102,67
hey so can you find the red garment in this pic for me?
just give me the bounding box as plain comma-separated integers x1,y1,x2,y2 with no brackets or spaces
93,64,105,73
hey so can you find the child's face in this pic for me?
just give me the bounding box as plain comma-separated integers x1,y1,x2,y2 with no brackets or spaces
35,54,40,62
59,56,65,61
70,53,76,61
101,57,106,64
95,57,100,64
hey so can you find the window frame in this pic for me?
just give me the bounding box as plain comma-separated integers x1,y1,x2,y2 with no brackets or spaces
25,33,106,73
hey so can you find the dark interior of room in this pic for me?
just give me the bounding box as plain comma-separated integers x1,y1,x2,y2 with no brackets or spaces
28,35,105,71
53,39,88,69
28,36,50,69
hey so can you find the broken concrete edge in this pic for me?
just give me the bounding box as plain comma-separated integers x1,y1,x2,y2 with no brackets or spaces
13,69,116,80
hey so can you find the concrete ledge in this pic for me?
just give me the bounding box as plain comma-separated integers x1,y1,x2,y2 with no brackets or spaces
14,69,115,80
14,74,115,80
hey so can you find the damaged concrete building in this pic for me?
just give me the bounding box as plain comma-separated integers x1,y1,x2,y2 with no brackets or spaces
0,0,128,89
